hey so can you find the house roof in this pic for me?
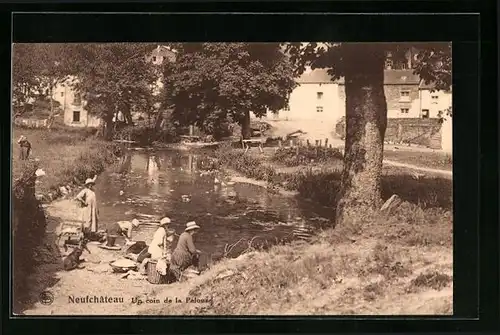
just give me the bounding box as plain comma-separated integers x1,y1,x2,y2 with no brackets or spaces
296,68,335,84
297,69,422,85
336,70,421,85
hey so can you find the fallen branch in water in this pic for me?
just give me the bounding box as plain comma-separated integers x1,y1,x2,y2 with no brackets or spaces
223,238,245,258
241,236,260,255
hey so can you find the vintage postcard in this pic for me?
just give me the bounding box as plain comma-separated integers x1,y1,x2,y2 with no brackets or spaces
11,41,453,316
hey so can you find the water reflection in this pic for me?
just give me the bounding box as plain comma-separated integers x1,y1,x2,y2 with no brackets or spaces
95,150,331,263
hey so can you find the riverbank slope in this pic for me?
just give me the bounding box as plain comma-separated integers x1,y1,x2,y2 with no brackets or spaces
12,126,122,314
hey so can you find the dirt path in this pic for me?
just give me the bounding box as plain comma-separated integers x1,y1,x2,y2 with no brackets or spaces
20,199,246,316
382,160,452,178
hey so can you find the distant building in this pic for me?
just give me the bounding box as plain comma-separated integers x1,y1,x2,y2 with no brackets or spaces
146,45,177,65
337,69,422,119
419,81,452,119
261,66,342,124
52,77,101,128
55,46,175,128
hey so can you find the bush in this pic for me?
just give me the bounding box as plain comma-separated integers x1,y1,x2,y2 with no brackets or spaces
56,141,123,187
271,146,344,167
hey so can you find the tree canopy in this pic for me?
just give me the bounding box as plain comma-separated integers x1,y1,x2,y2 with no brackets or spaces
61,43,159,138
163,43,297,139
12,43,162,136
12,43,69,117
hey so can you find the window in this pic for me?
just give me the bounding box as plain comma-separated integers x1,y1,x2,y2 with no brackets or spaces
316,106,323,113
60,92,64,97
317,92,323,100
400,108,409,114
400,90,410,102
431,95,439,104
385,59,393,69
152,56,157,62
421,109,430,119
73,93,82,105
73,111,81,122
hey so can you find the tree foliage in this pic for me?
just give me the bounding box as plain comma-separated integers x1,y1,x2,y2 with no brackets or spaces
60,43,159,139
12,43,69,118
163,43,297,139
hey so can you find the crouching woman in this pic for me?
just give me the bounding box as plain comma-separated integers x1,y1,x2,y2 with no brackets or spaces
138,217,175,274
169,221,201,281
105,219,140,247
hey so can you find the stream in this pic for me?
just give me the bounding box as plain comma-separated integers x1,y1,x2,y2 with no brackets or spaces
94,149,334,267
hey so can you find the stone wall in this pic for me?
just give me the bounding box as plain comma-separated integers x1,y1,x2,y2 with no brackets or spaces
336,117,443,149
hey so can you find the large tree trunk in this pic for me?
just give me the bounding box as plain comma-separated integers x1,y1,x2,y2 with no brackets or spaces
335,44,388,226
47,84,55,130
241,110,252,139
103,113,114,141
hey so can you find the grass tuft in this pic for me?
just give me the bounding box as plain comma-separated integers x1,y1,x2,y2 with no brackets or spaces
407,271,452,293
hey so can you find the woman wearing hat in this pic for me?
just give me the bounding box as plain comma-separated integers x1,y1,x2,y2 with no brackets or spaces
148,217,175,260
170,221,201,280
138,217,175,274
75,175,99,236
104,219,140,247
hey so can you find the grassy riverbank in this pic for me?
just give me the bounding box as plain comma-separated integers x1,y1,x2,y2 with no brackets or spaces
12,126,123,313
12,126,122,195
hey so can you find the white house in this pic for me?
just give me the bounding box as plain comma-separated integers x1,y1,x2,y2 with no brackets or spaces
262,67,342,124
52,77,101,128
418,81,452,119
54,45,176,128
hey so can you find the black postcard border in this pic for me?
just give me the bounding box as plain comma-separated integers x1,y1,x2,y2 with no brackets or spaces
1,2,498,334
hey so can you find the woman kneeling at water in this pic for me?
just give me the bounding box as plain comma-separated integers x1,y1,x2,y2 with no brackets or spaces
169,221,201,281
105,219,140,247
139,217,175,274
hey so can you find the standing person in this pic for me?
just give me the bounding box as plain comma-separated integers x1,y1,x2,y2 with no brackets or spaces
75,175,99,238
138,217,175,274
17,135,32,160
170,221,201,281
104,219,140,247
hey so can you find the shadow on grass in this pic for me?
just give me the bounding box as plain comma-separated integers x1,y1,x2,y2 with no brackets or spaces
287,170,452,211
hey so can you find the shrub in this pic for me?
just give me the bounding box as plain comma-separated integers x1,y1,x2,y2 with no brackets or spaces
271,147,344,167
57,141,122,187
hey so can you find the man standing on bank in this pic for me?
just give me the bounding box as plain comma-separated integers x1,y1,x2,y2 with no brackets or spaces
170,221,201,280
17,135,32,160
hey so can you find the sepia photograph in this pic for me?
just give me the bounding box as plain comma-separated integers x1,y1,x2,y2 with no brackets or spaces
11,42,453,316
